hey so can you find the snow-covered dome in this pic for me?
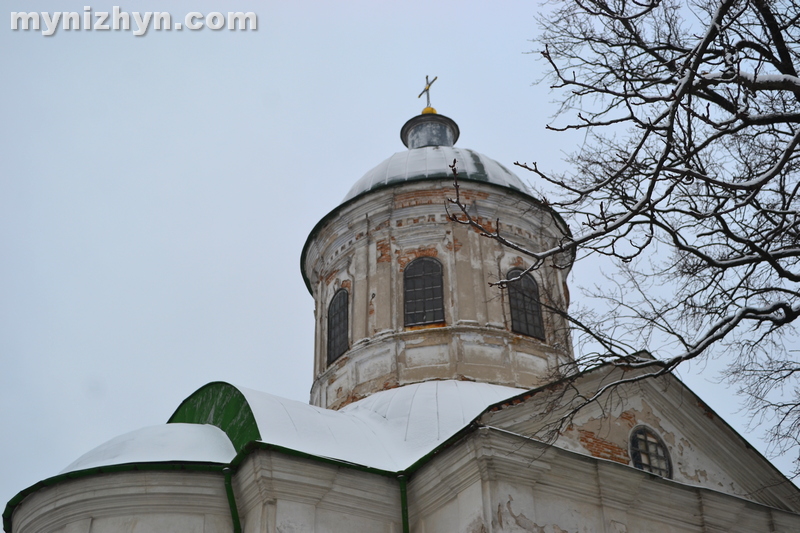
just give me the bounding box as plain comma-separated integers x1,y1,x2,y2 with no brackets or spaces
341,112,530,203
61,423,237,474
342,145,529,202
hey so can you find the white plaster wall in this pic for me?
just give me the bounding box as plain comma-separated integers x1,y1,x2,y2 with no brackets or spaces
233,449,401,533
15,422,799,533
407,428,800,533
10,470,232,533
480,368,800,512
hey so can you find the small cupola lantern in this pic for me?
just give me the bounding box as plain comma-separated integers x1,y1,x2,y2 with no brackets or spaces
400,75,460,148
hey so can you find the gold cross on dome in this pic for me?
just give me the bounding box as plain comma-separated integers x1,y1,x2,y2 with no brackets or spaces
418,75,438,108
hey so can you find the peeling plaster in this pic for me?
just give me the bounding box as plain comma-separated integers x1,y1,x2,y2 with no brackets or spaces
466,516,488,533
396,245,438,270
494,495,578,533
306,180,573,408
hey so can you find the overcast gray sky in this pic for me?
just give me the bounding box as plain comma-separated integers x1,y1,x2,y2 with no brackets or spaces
1,0,793,508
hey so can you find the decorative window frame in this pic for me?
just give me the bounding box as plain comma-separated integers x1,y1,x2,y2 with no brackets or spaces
629,425,673,478
326,288,349,365
403,257,445,327
506,268,545,340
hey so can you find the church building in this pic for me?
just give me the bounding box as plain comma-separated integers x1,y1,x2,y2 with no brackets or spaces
5,98,800,533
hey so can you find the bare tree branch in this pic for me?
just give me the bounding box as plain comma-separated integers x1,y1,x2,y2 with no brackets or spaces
450,0,800,474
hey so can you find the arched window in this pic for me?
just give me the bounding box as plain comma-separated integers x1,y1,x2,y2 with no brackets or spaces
404,257,444,326
327,289,349,365
507,268,545,340
630,427,672,478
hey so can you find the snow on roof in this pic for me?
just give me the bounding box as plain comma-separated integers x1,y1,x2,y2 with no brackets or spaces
61,423,237,474
343,146,529,202
61,381,525,475
238,380,524,471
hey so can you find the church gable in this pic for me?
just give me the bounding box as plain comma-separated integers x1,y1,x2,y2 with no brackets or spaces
480,365,800,513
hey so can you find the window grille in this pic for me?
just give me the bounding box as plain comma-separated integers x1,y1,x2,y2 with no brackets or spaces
507,269,545,340
630,427,672,478
327,289,349,365
404,257,445,326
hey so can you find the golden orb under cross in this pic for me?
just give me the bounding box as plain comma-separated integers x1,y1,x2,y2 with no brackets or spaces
418,75,438,114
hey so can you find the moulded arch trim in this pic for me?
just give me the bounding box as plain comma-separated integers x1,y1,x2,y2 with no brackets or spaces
168,381,261,454
628,424,673,479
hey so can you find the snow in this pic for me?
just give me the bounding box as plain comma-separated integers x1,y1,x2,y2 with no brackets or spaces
61,423,237,474
700,71,800,88
238,380,525,471
58,381,525,475
343,146,529,202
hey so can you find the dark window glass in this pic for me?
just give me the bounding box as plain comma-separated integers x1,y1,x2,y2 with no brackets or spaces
404,257,445,326
630,427,672,478
327,289,349,365
507,269,545,340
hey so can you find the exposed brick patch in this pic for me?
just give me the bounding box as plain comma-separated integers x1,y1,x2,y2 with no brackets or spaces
342,391,365,407
380,379,400,392
393,188,489,209
449,214,497,234
397,214,441,227
697,399,715,419
332,379,400,410
323,269,339,285
340,280,352,290
376,239,392,263
618,410,637,427
578,430,630,464
453,188,490,201
511,256,525,267
445,238,463,252
393,189,446,209
474,217,497,234
397,245,438,270
372,219,391,232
